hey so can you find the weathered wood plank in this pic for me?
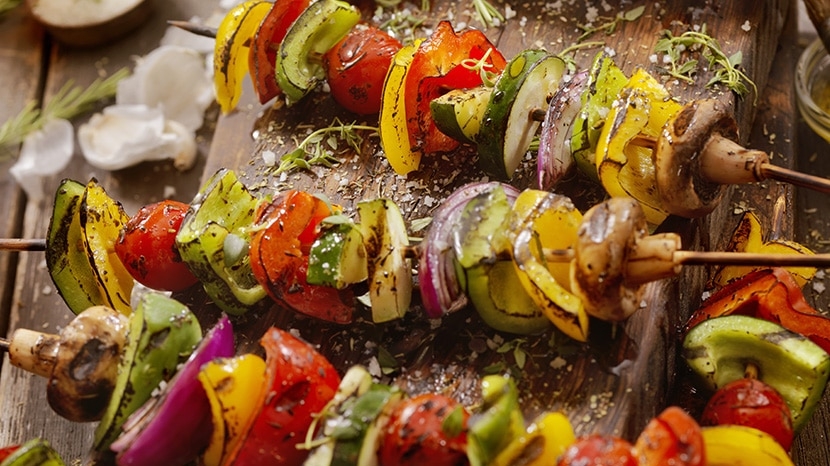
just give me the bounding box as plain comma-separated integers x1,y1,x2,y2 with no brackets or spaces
0,1,217,462
198,0,793,446
0,4,44,353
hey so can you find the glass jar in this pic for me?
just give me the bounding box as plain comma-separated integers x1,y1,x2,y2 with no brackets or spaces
796,38,830,144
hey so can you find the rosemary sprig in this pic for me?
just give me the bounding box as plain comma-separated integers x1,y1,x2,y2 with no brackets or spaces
0,67,130,155
274,119,378,174
0,0,22,16
472,0,504,29
576,5,644,42
653,25,757,100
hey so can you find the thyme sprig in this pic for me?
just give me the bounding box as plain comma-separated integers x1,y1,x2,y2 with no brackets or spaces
654,25,757,100
274,119,378,174
0,68,129,156
576,5,645,42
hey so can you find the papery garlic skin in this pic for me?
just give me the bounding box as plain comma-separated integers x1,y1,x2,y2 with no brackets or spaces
10,118,74,203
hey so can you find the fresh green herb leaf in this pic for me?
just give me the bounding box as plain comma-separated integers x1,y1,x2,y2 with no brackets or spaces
0,68,129,157
322,214,353,225
409,216,432,232
442,405,466,438
513,345,527,369
274,118,378,174
377,345,399,375
653,26,757,100
576,5,645,42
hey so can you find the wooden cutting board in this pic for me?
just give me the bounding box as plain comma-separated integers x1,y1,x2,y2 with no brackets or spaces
0,0,811,463
198,0,792,440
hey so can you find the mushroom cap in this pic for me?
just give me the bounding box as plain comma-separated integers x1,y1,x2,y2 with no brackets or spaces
47,306,128,422
655,99,738,218
570,197,648,321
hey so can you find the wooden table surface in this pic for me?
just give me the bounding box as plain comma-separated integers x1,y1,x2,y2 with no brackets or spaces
0,0,829,464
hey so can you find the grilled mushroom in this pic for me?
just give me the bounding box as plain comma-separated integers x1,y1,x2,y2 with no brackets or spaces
7,306,128,422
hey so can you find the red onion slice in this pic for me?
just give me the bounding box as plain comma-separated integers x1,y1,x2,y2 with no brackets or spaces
419,182,519,318
112,315,235,466
537,71,588,190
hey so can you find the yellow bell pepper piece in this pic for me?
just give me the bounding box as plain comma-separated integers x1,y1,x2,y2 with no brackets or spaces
595,68,682,226
379,40,423,175
199,354,268,466
508,190,588,341
712,211,816,288
213,0,272,114
81,180,134,315
702,425,794,466
490,411,576,466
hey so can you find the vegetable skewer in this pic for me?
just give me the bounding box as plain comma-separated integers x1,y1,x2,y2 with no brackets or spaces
1,238,829,266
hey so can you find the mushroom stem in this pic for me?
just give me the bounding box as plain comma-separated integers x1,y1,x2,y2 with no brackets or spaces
7,328,61,379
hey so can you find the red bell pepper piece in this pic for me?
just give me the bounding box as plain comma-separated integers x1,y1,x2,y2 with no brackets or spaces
685,267,830,353
404,21,507,154
248,0,312,104
250,190,355,323
229,328,341,465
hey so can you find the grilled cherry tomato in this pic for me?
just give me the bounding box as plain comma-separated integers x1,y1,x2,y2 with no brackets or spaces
700,378,794,451
250,190,355,323
632,406,706,466
378,393,469,466
115,200,198,292
231,327,341,465
557,435,636,466
324,23,402,115
248,0,312,104
404,21,507,154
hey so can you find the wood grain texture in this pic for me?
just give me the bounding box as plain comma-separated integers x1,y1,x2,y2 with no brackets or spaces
0,0,216,462
198,0,793,446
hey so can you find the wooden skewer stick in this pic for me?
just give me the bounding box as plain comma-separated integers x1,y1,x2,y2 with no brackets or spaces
538,248,830,268
0,239,46,252
0,337,8,352
167,20,218,39
1,236,827,267
403,243,830,268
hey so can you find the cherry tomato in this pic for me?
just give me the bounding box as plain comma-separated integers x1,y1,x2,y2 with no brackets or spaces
379,393,469,466
115,200,198,292
248,0,312,104
700,378,794,450
230,328,341,465
250,191,355,323
632,406,705,466
324,23,402,115
404,21,507,154
556,435,636,466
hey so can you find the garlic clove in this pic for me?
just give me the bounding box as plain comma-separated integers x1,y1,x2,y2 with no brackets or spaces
117,45,213,132
78,104,196,171
10,118,74,203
